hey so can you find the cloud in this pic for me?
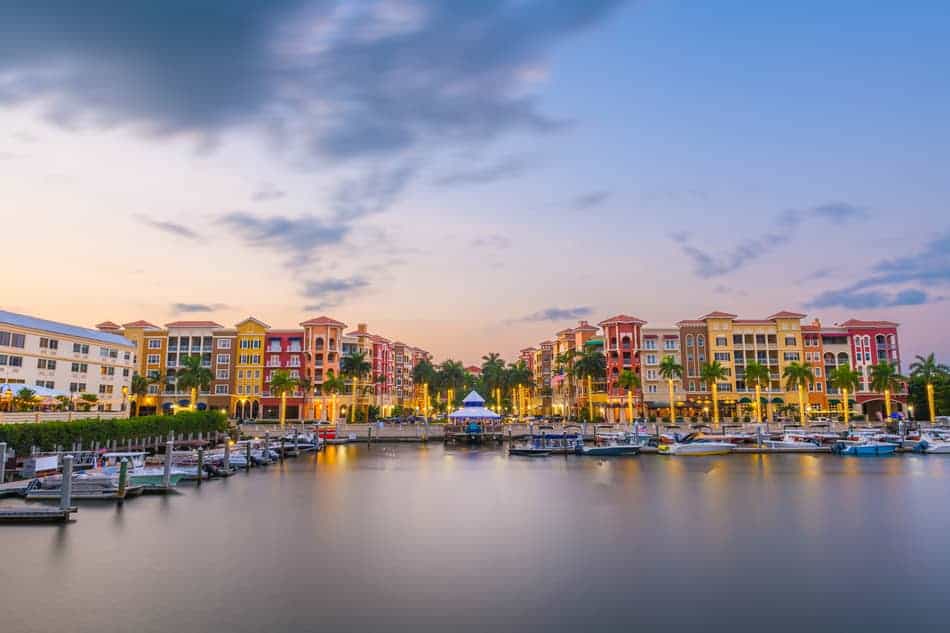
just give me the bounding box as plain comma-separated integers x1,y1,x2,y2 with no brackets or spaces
712,284,748,297
0,1,623,161
251,183,286,202
172,303,228,313
134,214,199,240
470,234,511,250
570,190,610,211
219,211,349,266
516,306,592,322
331,165,415,221
806,230,950,309
302,276,371,310
673,201,869,278
433,156,529,187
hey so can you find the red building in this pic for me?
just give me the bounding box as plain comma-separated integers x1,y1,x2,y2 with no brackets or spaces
839,319,904,414
598,314,646,400
262,329,306,420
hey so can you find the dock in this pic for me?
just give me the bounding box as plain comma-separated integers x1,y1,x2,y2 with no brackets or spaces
0,505,77,523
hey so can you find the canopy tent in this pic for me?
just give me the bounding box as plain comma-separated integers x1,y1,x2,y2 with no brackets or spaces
0,383,65,398
448,391,501,420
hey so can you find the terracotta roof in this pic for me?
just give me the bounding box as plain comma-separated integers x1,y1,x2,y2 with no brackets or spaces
235,316,271,329
767,310,807,320
95,321,121,330
700,311,738,320
165,320,224,328
520,347,537,353
555,328,573,336
573,321,598,331
300,316,347,327
465,365,482,373
837,319,899,328
598,314,646,326
539,340,553,345
121,320,161,329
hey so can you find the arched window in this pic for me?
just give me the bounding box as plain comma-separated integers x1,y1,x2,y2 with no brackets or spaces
686,335,693,346
876,334,885,345
863,335,871,346
824,352,835,365
838,352,849,366
315,337,324,350
697,335,705,348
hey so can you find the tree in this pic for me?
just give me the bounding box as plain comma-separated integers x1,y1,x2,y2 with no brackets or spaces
176,354,212,409
573,348,606,422
658,356,683,424
744,361,771,424
555,350,577,417
617,369,641,423
700,361,728,426
437,360,467,407
481,353,506,409
504,360,534,418
829,365,861,426
321,370,346,421
79,392,98,411
15,387,36,411
341,350,371,423
269,370,299,426
783,362,815,426
910,353,949,422
129,373,150,416
869,361,906,419
54,395,71,412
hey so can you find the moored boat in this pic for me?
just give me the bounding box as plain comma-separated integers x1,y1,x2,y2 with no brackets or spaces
832,441,897,456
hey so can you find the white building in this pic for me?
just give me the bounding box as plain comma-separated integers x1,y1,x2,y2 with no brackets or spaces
0,310,136,412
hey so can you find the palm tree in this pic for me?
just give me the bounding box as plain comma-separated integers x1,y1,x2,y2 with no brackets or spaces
129,373,150,416
321,370,346,421
910,353,949,422
573,348,606,422
269,370,299,427
340,350,371,423
783,362,815,426
555,350,577,417
829,365,861,426
700,361,728,426
617,369,641,423
481,353,505,410
79,392,98,412
176,354,212,409
438,360,467,408
505,360,534,418
412,358,436,414
744,361,771,424
15,387,36,411
54,395,71,412
870,361,906,420
658,356,683,424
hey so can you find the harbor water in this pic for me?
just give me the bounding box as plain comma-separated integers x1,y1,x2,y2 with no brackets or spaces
3,444,950,632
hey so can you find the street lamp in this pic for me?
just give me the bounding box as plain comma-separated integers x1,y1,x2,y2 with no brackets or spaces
908,404,914,421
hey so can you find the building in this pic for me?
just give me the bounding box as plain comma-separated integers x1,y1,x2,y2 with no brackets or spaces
839,319,904,418
640,327,685,418
0,309,135,413
262,329,306,420
599,314,646,421
301,315,346,418
232,318,267,418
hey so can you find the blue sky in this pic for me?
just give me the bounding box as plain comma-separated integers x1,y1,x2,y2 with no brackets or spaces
1,1,947,363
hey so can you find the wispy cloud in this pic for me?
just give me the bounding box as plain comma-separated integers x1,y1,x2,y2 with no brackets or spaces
806,230,949,309
134,214,199,240
569,190,610,211
219,211,348,267
172,303,228,313
302,277,371,311
251,183,286,202
516,306,593,322
433,156,529,187
673,201,868,278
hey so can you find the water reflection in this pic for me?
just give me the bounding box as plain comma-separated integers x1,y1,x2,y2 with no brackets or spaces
3,446,950,633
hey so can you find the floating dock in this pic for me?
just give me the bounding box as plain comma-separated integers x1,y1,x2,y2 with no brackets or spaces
0,505,77,523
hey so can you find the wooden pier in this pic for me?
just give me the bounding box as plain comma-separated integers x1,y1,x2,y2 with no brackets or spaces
0,505,77,523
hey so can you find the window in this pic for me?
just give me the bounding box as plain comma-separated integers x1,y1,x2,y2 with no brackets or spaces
35,380,55,389
98,384,114,394
784,336,797,346
647,385,657,393
644,339,656,350
217,338,231,349
714,352,731,362
783,352,801,362
715,336,727,346
216,354,230,365
122,368,130,377
39,337,59,349
816,383,823,392
147,354,159,365
697,335,705,348
252,355,260,364
6,355,23,367
37,359,57,370
11,333,25,348
733,335,743,345
148,339,162,349
240,339,249,349
664,339,678,350
0,331,8,346
254,370,260,378
215,385,228,395
238,370,244,379
864,352,871,361
100,366,115,376
646,369,657,380
202,336,213,349
646,354,657,365
71,362,88,373
814,367,822,378
688,381,696,391
216,369,230,380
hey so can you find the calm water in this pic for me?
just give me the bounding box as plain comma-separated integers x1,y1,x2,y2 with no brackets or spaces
3,445,950,633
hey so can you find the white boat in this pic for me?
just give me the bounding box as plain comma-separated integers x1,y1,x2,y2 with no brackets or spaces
100,452,189,488
763,433,822,450
915,434,950,454
658,441,735,456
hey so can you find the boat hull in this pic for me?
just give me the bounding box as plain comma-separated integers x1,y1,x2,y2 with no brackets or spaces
659,443,735,456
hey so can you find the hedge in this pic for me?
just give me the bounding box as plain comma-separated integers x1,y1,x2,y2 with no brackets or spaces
0,410,228,456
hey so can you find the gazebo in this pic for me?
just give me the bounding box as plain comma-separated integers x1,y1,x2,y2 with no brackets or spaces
448,391,501,421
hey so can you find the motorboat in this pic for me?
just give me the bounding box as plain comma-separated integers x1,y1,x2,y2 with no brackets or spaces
763,433,822,450
658,441,735,456
581,444,640,456
832,441,897,456
508,446,553,457
99,452,189,488
914,434,950,454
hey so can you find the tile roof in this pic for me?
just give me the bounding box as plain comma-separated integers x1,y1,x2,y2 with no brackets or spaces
165,320,224,328
767,310,807,320
96,321,121,330
121,320,160,329
0,310,133,347
235,317,271,329
700,311,738,319
598,314,646,325
837,319,900,328
301,316,346,327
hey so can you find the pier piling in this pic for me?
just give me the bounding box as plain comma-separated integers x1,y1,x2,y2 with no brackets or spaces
0,442,6,483
223,439,231,472
280,437,285,462
61,455,74,511
244,441,251,471
197,449,204,485
118,458,128,503
163,441,173,489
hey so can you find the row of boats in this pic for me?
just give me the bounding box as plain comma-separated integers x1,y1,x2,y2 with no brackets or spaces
24,432,336,499
508,427,950,458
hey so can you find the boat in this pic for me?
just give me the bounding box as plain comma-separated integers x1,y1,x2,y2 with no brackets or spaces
99,452,189,488
581,444,640,456
26,471,145,499
763,433,822,450
832,441,897,456
914,434,950,454
508,446,553,457
655,433,735,455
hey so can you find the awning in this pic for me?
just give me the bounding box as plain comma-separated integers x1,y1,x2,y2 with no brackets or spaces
828,399,840,405
162,402,174,409
738,397,753,404
770,397,784,404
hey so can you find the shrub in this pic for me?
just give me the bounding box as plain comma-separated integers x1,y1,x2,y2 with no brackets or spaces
0,410,227,455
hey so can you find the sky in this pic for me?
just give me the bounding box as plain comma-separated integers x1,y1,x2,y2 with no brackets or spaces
1,1,948,365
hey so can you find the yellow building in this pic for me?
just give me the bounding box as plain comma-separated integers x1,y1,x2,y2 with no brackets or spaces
232,317,268,419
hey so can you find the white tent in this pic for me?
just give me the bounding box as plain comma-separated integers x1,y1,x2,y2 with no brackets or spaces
448,390,501,420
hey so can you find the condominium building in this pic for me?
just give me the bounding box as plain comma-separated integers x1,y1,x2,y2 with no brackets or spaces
640,327,685,416
0,309,135,412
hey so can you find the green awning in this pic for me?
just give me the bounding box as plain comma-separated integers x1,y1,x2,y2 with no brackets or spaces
738,397,753,404
770,397,784,404
828,399,840,405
